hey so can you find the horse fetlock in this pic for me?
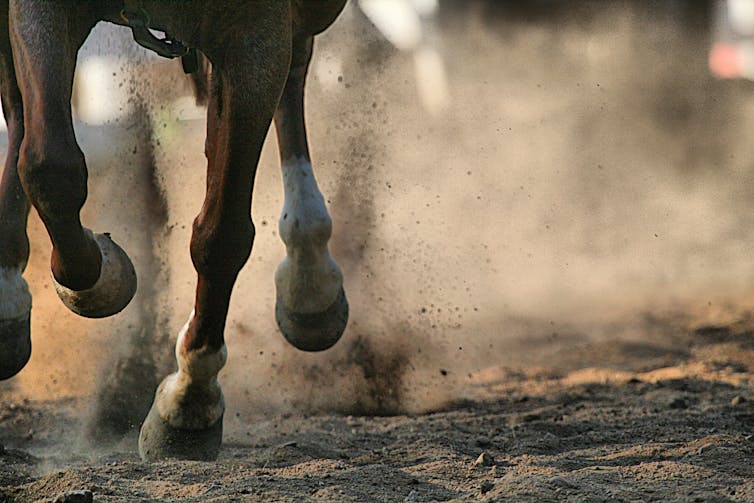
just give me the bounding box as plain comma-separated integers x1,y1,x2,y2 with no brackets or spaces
18,143,87,214
51,228,102,290
175,319,228,382
53,231,136,318
279,207,332,248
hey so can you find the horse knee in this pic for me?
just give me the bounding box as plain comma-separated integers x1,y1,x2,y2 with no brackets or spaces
17,142,87,218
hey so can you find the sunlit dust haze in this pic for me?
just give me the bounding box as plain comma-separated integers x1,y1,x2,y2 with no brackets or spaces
3,0,754,452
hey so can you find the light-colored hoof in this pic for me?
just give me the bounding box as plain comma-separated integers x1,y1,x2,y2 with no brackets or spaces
0,315,31,380
138,404,223,461
53,232,136,318
276,286,349,352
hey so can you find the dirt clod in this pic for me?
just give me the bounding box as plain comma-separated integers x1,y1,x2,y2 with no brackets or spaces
669,397,688,409
731,395,747,406
474,452,495,467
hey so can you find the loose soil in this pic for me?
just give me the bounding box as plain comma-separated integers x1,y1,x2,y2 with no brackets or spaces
1,316,752,502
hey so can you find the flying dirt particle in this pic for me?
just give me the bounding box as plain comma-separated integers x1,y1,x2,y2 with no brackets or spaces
731,395,746,406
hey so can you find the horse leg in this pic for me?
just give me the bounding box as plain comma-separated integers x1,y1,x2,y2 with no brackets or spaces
0,2,31,380
273,35,348,352
139,8,292,461
9,1,136,319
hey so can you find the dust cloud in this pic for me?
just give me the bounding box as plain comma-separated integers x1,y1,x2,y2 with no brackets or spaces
4,0,754,451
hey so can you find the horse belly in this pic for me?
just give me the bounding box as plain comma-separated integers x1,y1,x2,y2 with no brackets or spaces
296,0,347,35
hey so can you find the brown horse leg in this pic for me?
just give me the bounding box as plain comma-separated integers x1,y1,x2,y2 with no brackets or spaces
9,1,136,319
139,7,292,461
273,35,348,351
0,2,31,380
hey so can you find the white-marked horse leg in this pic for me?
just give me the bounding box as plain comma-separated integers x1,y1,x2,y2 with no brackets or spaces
138,6,292,461
139,312,226,460
273,35,348,352
9,1,136,319
0,3,32,380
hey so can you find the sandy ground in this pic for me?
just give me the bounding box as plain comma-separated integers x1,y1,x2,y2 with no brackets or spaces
1,313,753,502
2,1,754,501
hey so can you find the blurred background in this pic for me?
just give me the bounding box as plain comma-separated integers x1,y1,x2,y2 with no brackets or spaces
3,0,754,446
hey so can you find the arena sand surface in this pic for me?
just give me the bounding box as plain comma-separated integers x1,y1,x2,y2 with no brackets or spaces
1,317,754,501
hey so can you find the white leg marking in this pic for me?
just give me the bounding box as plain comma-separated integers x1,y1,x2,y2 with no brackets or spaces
276,156,343,313
154,312,226,429
0,267,31,321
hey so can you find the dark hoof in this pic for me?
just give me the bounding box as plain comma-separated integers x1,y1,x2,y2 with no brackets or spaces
138,404,222,461
276,287,348,352
53,233,137,318
0,315,31,380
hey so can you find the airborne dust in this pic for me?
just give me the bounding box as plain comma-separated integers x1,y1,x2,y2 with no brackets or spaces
4,1,754,453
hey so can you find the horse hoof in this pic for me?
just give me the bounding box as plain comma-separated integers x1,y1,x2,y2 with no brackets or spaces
53,233,137,318
276,287,348,352
138,403,223,461
0,315,31,380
